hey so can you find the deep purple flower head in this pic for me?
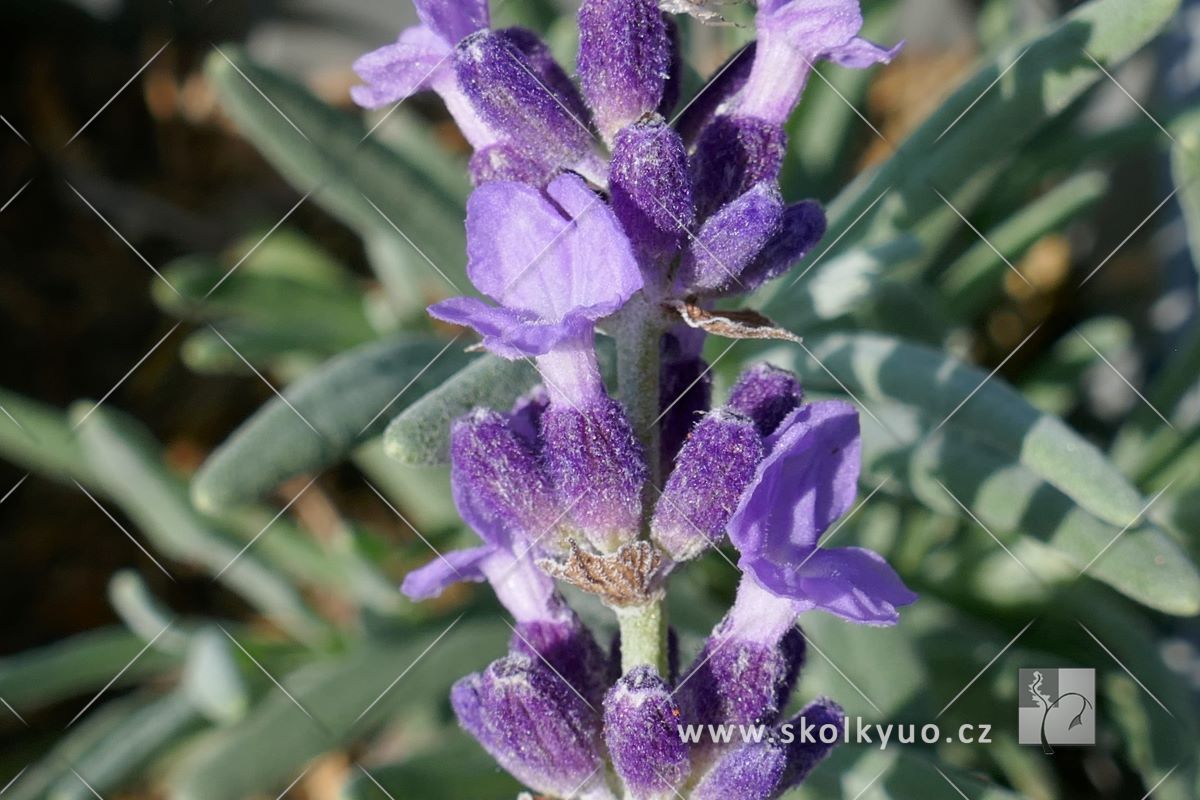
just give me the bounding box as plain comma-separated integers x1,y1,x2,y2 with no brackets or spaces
729,400,916,625
728,363,804,436
678,182,785,296
428,173,641,402
542,395,647,552
603,666,691,799
578,0,675,143
609,116,694,277
738,0,902,125
651,409,763,561
451,653,607,798
455,29,601,180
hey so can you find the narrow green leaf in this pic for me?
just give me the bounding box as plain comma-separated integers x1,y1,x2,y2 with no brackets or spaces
204,47,468,312
107,570,188,653
73,404,329,642
182,627,251,725
192,336,468,511
0,388,93,484
342,732,521,800
0,627,178,716
47,692,205,800
383,355,540,466
167,620,509,800
1171,110,1200,283
1020,317,1132,417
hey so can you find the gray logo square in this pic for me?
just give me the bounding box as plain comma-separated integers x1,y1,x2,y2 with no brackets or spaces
1018,668,1095,750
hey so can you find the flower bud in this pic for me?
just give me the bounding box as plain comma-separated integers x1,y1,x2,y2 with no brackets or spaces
690,115,786,219
674,43,756,144
610,117,694,271
455,29,594,173
542,396,647,552
451,654,607,798
728,363,803,436
677,614,806,727
450,408,558,541
603,666,691,799
578,0,674,143
651,409,762,561
781,698,844,788
691,738,787,800
739,200,826,291
511,615,611,707
658,335,711,472
678,183,784,296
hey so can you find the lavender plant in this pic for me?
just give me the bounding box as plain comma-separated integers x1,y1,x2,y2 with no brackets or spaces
350,1,914,796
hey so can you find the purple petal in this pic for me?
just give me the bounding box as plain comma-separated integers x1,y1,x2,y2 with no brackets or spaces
468,144,556,186
745,547,917,625
728,363,804,436
692,740,787,800
738,200,827,292
679,182,784,295
350,25,452,109
509,386,550,445
578,0,674,142
780,698,844,789
652,409,763,561
604,666,691,798
464,174,642,322
690,116,787,221
427,296,589,358
728,400,860,561
413,0,489,44
610,116,694,271
828,37,905,68
400,544,494,600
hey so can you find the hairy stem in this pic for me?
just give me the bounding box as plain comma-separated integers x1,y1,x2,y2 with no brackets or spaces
615,600,667,675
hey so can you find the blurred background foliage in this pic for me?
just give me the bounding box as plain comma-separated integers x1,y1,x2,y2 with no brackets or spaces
2,0,1200,798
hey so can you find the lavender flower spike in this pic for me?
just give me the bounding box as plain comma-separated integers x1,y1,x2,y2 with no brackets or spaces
578,0,675,143
452,654,614,799
728,400,917,625
603,666,691,799
351,0,495,148
737,0,902,125
429,173,641,405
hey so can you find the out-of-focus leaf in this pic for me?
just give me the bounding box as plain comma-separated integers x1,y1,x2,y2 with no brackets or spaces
938,170,1109,320
1172,110,1200,282
0,628,178,717
204,47,468,315
192,336,468,511
767,334,1200,614
354,440,460,531
0,388,93,484
48,691,206,800
1020,317,1132,416
383,355,540,466
73,404,328,643
179,323,326,380
343,732,521,800
762,0,1180,305
182,627,251,725
108,570,189,653
167,620,510,800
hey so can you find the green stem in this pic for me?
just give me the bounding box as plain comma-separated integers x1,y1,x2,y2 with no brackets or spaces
615,601,667,675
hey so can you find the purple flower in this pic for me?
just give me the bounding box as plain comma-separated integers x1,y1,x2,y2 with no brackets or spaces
728,400,916,625
578,0,676,143
737,0,902,125
651,409,763,561
452,654,611,798
603,666,691,799
428,172,642,404
727,362,804,436
351,0,496,148
678,182,786,296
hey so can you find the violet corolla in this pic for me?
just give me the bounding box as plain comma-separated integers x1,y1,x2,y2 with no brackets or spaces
359,1,910,797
